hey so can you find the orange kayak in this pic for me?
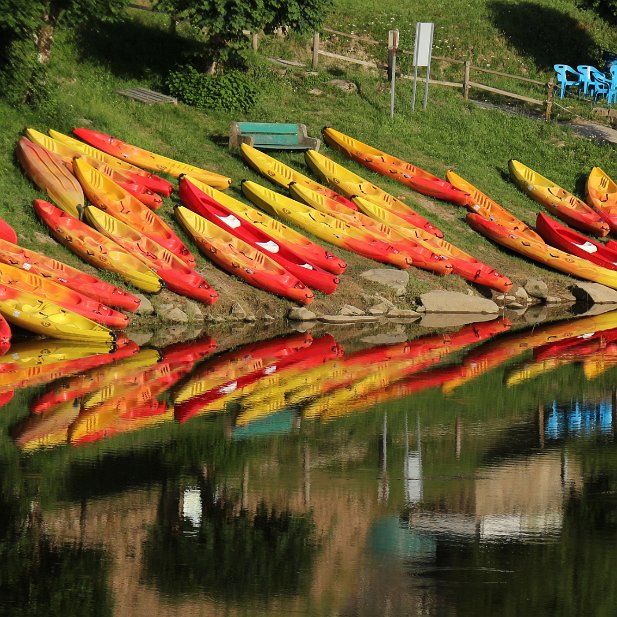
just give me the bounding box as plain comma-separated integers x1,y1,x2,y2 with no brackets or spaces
85,205,218,306
175,205,315,305
73,127,232,188
586,166,617,233
33,199,163,295
73,158,196,267
467,212,617,289
15,137,84,218
445,169,543,242
322,127,470,205
509,159,609,237
0,238,140,312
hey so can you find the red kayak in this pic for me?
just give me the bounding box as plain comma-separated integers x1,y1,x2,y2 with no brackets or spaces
535,212,617,270
0,218,17,244
179,178,339,295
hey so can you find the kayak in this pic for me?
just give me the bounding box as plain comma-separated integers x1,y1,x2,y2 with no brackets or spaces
30,341,141,413
445,169,543,242
0,313,10,350
72,127,232,188
49,128,173,195
322,127,470,205
288,181,429,267
15,137,84,218
184,176,347,275
586,166,617,233
466,212,617,289
305,149,444,237
0,284,115,343
174,205,315,305
0,259,129,329
84,205,218,306
535,212,617,269
508,159,609,237
25,128,163,209
0,217,17,245
33,199,164,294
353,195,512,291
174,333,313,421
240,142,358,210
73,158,196,266
179,178,339,294
240,180,415,270
0,238,140,311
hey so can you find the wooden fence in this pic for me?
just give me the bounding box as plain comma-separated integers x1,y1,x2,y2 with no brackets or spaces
312,28,555,121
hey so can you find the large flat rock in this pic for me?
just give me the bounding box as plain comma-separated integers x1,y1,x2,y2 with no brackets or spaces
419,291,500,314
571,282,617,304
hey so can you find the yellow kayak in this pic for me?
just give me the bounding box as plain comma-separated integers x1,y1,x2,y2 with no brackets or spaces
73,127,232,188
305,149,443,237
184,176,347,275
240,180,415,269
239,143,358,209
0,284,115,343
509,159,609,237
353,195,512,292
49,128,174,195
26,128,163,209
15,136,84,218
73,158,196,266
445,169,543,242
586,166,617,233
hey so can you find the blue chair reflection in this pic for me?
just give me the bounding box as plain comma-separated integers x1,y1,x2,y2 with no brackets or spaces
554,64,581,98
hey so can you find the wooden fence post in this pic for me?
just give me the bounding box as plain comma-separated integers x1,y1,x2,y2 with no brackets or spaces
312,32,320,69
251,32,259,51
545,78,554,122
463,60,471,100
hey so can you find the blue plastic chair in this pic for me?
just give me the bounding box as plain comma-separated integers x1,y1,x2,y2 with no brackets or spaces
554,64,581,98
576,65,610,100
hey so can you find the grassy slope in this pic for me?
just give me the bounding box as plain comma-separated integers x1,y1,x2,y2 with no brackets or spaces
0,2,616,319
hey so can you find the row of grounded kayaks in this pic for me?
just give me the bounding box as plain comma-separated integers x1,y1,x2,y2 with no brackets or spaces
12,306,617,451
6,123,617,343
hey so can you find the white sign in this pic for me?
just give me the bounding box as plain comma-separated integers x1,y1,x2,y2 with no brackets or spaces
413,22,434,67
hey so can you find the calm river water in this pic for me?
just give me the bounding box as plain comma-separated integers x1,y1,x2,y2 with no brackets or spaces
2,309,617,617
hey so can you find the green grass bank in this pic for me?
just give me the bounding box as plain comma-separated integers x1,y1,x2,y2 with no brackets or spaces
1,0,616,321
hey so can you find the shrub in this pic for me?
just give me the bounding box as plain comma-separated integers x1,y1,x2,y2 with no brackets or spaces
166,65,258,113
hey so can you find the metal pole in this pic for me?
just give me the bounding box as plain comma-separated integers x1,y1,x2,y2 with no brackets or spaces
390,51,396,118
423,64,431,110
412,64,419,112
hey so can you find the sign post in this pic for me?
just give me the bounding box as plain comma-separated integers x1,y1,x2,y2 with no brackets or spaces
388,29,399,118
412,22,434,111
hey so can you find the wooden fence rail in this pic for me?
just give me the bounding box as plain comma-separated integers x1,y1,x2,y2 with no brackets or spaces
313,30,555,120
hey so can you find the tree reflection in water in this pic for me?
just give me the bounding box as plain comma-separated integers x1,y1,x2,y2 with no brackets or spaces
143,471,317,601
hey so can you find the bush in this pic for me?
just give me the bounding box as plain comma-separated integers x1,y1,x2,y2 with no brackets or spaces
166,65,258,113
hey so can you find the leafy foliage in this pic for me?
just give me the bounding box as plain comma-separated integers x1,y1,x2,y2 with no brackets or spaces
582,0,617,24
156,0,334,69
166,65,258,112
0,0,129,106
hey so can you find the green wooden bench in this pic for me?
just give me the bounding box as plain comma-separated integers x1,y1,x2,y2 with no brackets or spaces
228,122,320,151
